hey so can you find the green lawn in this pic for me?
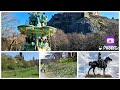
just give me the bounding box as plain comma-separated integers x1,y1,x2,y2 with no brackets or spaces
2,68,39,78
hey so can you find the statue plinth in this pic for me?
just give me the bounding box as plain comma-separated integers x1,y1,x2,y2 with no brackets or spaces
85,74,112,78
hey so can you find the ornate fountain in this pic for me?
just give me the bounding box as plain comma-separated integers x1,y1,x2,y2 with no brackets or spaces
17,12,57,51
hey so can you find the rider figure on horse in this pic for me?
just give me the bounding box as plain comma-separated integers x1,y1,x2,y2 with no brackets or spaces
98,52,102,70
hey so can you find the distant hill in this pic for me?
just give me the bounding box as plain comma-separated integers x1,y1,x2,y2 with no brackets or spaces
48,13,118,34
85,74,113,78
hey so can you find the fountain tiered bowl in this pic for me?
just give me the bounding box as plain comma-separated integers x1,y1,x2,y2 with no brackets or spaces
17,25,57,51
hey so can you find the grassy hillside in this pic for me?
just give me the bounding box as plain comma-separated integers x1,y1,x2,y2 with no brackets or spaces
44,61,77,78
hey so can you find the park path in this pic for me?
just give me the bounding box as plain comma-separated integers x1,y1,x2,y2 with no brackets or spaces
40,72,48,78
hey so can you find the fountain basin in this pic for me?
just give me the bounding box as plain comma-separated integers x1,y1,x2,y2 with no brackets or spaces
17,25,57,36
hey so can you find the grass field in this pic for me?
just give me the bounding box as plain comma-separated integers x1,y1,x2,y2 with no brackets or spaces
2,67,39,78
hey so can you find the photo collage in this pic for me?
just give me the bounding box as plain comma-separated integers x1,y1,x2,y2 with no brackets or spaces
0,11,119,79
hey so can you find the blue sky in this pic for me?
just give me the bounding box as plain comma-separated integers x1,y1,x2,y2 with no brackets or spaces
9,12,119,33
11,12,119,25
11,12,59,25
2,52,39,61
88,52,115,60
100,12,119,19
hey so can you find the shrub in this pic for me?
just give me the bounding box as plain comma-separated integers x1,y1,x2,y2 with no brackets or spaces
59,58,76,63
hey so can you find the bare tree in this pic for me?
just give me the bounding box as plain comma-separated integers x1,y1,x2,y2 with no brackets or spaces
1,12,26,51
1,12,19,37
50,29,69,51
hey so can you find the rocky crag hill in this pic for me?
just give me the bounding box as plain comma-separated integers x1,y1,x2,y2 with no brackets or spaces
48,12,118,34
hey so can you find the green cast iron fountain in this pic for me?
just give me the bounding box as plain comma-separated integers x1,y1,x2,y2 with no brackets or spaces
17,12,57,51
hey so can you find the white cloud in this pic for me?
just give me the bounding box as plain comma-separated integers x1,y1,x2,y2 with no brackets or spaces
78,52,119,78
106,53,119,78
78,52,93,78
78,52,93,65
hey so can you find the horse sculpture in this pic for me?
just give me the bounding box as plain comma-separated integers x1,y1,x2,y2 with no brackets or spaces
88,57,112,76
